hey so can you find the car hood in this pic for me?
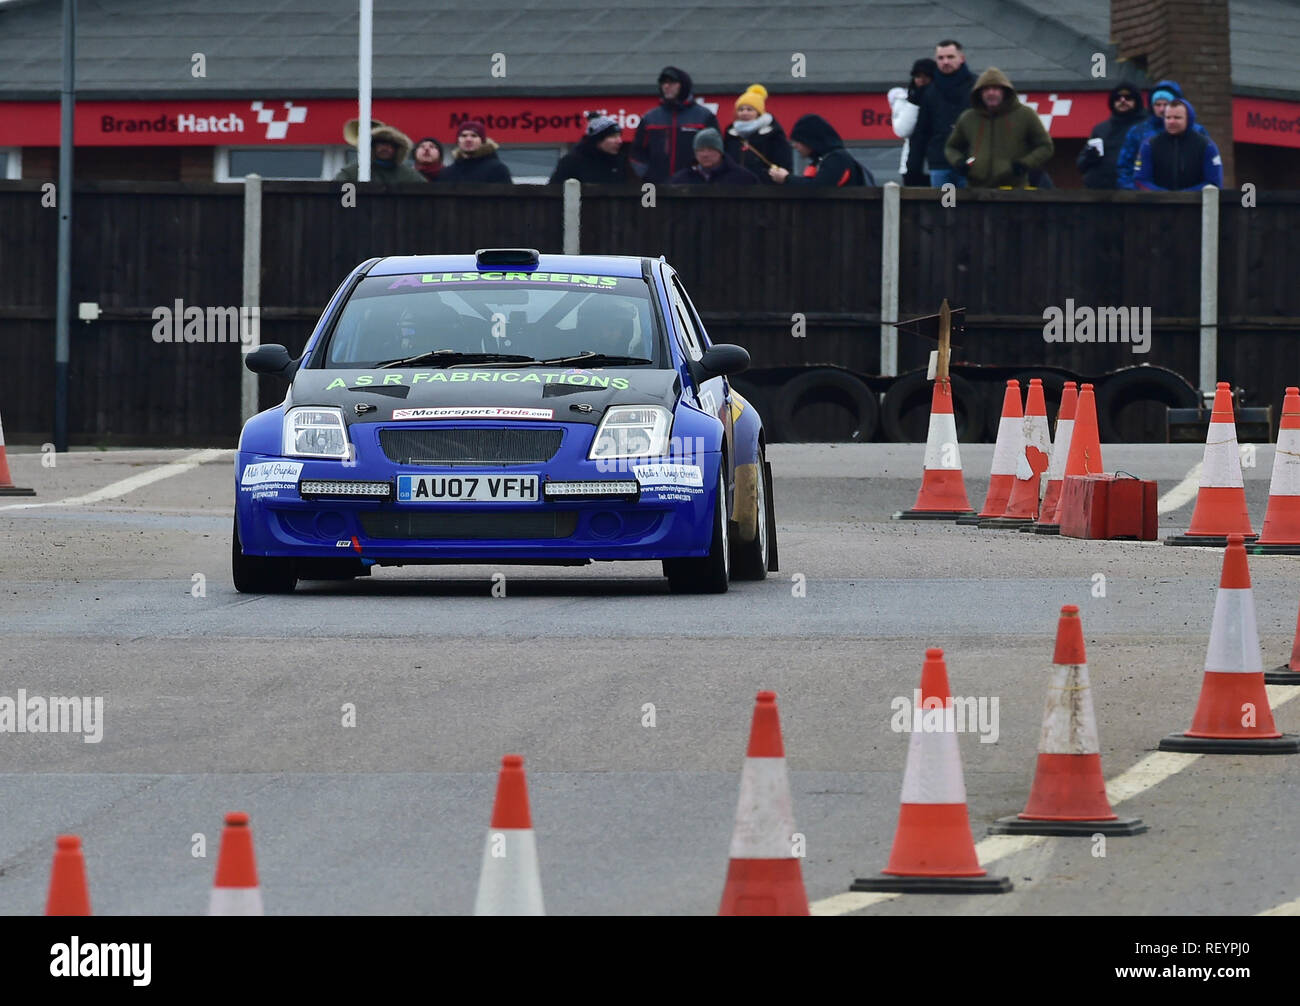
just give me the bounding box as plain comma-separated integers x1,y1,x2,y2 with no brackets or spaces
289,366,682,426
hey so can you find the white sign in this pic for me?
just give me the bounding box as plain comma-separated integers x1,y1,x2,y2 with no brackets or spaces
391,407,554,421
632,463,704,488
240,461,304,486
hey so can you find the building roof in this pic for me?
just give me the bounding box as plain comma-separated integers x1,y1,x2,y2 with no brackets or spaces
0,0,1292,101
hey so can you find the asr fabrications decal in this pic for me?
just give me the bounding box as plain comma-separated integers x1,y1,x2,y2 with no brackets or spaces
391,407,554,421
323,372,631,391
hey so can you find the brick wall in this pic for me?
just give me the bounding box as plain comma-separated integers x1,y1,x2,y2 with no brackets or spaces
1111,0,1234,185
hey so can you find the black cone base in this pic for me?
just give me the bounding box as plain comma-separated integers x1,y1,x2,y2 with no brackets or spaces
892,508,975,521
980,516,1035,529
988,815,1147,837
1246,543,1300,556
1158,732,1300,754
1164,533,1259,547
1033,523,1061,535
955,513,984,526
850,874,1013,895
0,486,35,496
1264,665,1300,685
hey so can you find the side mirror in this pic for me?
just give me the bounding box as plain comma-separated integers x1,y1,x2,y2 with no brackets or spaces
699,343,750,377
244,344,297,376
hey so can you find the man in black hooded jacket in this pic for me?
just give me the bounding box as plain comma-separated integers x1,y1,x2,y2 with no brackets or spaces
768,114,871,187
549,115,635,184
1077,85,1147,188
906,39,976,187
630,67,721,183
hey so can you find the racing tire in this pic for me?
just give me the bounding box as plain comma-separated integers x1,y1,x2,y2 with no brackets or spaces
1095,366,1200,443
775,369,879,443
730,447,771,580
231,517,297,594
880,369,984,443
663,465,730,594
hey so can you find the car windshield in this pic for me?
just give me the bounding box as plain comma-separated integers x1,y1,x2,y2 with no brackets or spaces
321,272,665,369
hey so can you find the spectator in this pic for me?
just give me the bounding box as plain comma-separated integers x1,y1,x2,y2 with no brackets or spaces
1115,80,1205,190
669,128,758,184
906,39,976,188
549,114,635,184
769,114,871,186
440,120,513,183
1076,85,1145,189
891,58,936,185
944,67,1053,189
334,120,426,185
412,137,444,182
630,66,721,183
1134,99,1223,191
724,84,793,184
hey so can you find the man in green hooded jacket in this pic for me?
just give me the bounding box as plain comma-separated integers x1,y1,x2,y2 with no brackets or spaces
944,67,1053,188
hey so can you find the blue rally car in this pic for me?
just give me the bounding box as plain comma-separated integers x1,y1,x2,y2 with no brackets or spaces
233,249,777,594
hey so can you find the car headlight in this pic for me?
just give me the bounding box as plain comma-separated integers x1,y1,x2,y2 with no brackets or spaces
283,407,351,459
588,406,672,460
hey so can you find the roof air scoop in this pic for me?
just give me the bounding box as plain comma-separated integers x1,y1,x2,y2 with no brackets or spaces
475,248,540,268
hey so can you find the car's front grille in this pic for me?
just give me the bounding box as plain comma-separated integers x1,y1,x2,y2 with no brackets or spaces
359,511,578,540
378,427,564,466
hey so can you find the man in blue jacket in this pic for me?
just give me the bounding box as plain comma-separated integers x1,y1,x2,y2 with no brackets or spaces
1115,80,1207,189
1134,99,1223,191
630,67,721,183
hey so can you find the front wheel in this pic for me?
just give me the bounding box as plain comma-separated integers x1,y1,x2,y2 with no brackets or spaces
231,516,297,594
663,465,730,594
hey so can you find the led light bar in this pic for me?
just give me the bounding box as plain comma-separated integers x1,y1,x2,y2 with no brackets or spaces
543,480,640,499
299,480,393,498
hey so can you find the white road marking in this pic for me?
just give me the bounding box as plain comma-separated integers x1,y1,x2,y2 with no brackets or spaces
811,685,1300,915
1158,462,1203,514
0,449,230,511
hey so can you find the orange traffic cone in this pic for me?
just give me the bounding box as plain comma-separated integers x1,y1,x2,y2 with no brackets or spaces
957,380,1022,526
209,812,264,915
1266,593,1300,686
851,649,1011,894
990,606,1146,836
893,378,975,520
45,835,91,915
1249,387,1300,555
1160,535,1299,753
1166,383,1256,546
719,691,808,915
475,754,545,915
0,411,35,497
1028,381,1077,535
984,378,1051,528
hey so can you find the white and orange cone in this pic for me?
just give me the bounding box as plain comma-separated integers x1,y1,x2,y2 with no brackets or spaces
0,412,35,497
1249,386,1300,555
958,380,1023,526
474,754,544,915
1028,381,1077,535
209,812,264,915
984,378,1052,528
852,648,1011,894
1166,382,1257,546
1160,535,1300,753
45,835,91,916
893,378,975,520
990,606,1146,836
1267,593,1300,685
719,690,808,915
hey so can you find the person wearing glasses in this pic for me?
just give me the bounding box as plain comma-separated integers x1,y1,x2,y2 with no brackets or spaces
1077,85,1147,189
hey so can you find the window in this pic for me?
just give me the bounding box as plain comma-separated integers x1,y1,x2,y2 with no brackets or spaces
669,278,704,361
215,147,334,181
0,148,20,180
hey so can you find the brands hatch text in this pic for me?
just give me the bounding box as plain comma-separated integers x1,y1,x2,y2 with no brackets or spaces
232,248,778,595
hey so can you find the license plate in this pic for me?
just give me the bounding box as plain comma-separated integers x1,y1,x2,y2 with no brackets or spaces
396,474,539,503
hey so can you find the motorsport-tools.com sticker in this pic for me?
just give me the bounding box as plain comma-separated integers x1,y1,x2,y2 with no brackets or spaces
391,407,555,421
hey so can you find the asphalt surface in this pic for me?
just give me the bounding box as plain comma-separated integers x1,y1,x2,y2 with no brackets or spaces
1,442,1297,915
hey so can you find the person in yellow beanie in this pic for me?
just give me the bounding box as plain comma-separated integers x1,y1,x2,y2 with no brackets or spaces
724,84,793,184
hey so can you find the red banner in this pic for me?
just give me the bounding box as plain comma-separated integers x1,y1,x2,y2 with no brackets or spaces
0,93,1292,147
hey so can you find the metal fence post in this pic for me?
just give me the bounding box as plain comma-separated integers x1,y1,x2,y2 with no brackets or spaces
562,178,581,255
241,174,262,424
880,181,900,377
1199,185,1219,401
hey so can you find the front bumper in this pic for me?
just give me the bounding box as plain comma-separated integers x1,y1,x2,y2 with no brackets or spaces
235,423,719,563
